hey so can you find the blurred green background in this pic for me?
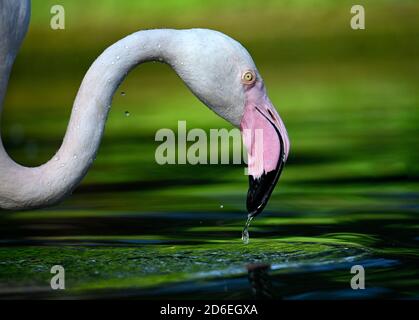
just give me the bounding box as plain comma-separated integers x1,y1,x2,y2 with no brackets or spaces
0,0,418,299
4,0,419,191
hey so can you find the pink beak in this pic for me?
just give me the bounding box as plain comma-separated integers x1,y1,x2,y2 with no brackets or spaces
240,94,290,217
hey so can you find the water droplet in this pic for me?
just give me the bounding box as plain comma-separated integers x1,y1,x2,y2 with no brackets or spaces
157,44,161,48
116,56,120,60
241,215,254,245
220,205,224,209
54,156,59,161
125,111,130,117
121,92,126,96
124,45,129,49
60,163,65,168
111,61,115,65
73,155,78,160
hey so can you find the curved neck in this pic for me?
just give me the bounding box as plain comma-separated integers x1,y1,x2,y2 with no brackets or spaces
0,28,184,210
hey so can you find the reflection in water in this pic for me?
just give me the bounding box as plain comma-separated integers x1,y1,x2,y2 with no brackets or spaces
247,263,275,299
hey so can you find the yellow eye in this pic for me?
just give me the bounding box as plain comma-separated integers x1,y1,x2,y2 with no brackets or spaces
242,70,256,84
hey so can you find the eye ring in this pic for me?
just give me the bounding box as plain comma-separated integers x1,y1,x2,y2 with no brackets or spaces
241,70,256,85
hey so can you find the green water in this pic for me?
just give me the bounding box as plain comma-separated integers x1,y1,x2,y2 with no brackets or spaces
0,190,418,299
0,1,419,299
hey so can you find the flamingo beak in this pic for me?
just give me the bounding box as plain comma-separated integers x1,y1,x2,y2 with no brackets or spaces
240,98,289,217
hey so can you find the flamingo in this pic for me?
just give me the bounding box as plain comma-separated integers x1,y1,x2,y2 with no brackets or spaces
0,0,290,218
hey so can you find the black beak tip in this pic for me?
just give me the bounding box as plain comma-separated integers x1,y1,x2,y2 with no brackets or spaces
246,170,280,218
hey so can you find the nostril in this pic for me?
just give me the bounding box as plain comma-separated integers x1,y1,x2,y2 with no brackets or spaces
267,109,275,121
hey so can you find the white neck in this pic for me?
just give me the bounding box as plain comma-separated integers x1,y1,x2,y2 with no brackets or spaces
0,27,193,210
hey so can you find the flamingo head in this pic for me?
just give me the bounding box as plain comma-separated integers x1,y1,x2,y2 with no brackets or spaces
173,29,290,217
